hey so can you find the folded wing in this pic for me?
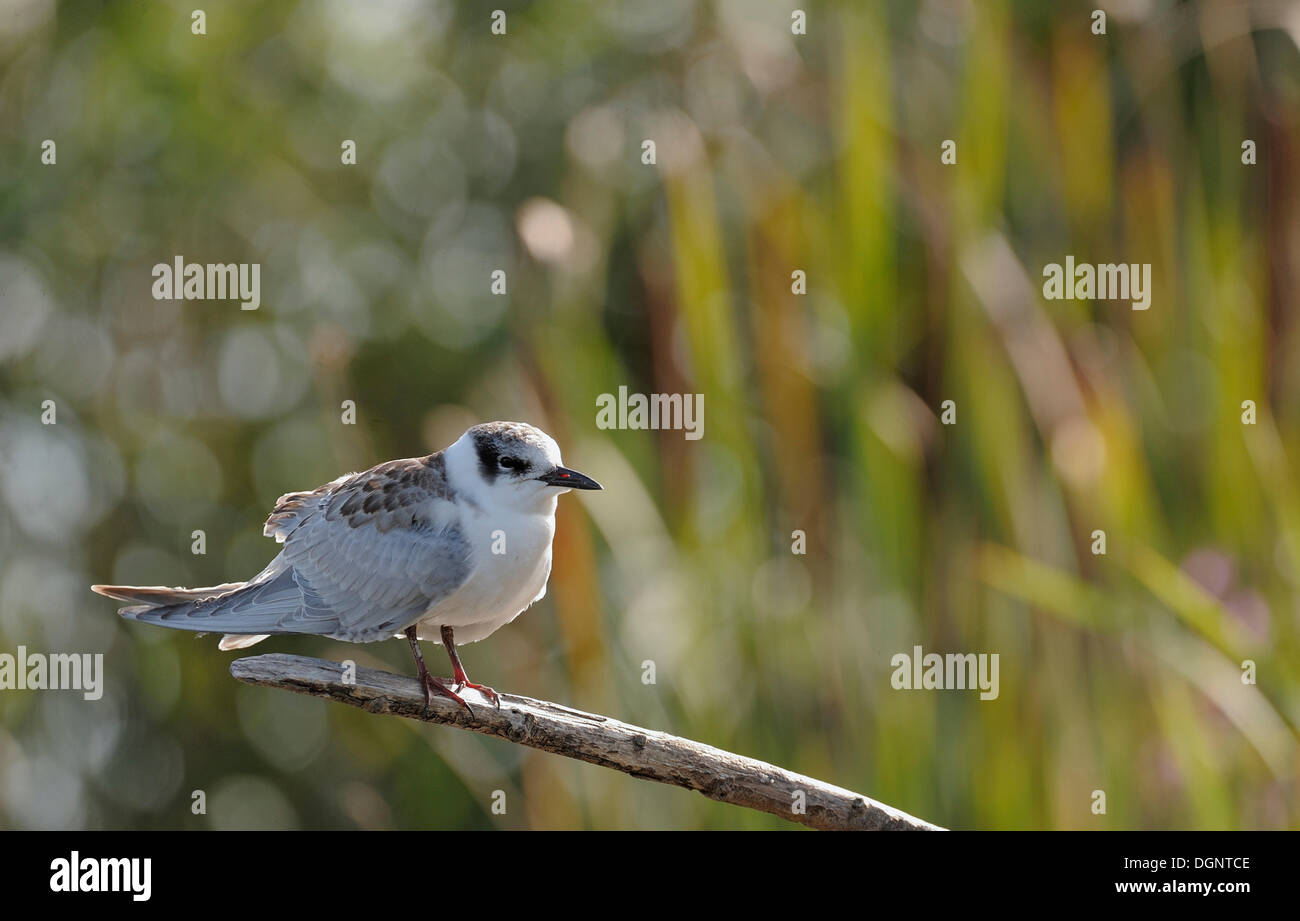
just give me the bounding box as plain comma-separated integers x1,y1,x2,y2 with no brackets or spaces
96,453,472,644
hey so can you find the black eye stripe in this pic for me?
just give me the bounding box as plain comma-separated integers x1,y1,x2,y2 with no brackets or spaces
474,437,500,483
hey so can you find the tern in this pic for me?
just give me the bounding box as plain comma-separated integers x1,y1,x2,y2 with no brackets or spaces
93,421,601,713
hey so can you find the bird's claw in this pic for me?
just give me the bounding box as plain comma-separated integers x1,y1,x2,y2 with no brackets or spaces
454,680,501,709
421,673,475,716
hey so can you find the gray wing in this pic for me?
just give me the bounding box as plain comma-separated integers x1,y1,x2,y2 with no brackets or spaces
120,453,473,643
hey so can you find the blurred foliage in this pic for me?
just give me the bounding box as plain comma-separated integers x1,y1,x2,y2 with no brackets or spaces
1,0,1299,829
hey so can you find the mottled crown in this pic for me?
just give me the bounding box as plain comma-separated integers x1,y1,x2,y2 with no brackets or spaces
467,421,552,450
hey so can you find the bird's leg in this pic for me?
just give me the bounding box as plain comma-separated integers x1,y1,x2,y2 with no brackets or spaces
405,626,472,715
441,625,501,708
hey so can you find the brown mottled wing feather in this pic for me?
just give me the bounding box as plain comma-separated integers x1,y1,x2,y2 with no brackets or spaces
274,454,470,638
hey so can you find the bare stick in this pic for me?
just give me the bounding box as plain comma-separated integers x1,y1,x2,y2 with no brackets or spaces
230,653,943,831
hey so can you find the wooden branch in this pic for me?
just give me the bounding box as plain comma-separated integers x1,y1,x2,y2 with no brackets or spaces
230,653,942,831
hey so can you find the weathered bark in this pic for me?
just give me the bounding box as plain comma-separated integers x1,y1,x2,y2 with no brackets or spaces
230,653,943,831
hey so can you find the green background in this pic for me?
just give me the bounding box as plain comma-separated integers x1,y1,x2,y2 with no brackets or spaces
1,0,1298,829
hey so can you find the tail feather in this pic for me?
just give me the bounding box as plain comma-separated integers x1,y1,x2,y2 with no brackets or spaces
91,583,245,606
93,563,341,639
93,585,274,652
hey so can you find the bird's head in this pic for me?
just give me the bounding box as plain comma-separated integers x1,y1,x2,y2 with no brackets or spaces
448,421,601,512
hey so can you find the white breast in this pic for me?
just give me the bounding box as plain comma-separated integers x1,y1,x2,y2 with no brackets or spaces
412,504,556,645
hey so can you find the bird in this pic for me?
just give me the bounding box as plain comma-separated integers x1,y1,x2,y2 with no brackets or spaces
92,421,601,714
